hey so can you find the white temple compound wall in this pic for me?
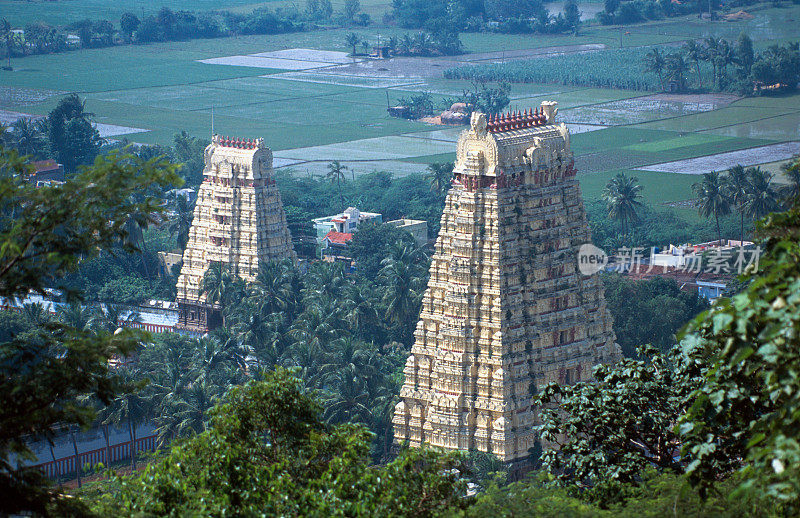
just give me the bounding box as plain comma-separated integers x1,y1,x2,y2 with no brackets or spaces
175,135,296,331
393,102,622,466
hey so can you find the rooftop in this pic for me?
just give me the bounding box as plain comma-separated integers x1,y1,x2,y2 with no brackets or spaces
31,159,61,173
324,230,353,245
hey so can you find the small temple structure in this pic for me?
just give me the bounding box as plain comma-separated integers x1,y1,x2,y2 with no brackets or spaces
393,102,621,468
175,135,295,332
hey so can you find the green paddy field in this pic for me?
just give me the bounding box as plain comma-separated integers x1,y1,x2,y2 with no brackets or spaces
0,2,798,217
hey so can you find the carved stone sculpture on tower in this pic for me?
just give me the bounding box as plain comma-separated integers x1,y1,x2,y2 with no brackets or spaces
175,135,296,332
392,103,621,467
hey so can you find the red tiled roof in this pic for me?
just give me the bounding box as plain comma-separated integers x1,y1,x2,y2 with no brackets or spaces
31,159,61,173
324,230,353,245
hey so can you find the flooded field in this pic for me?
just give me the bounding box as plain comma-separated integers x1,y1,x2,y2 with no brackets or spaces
638,142,800,174
560,93,739,125
0,86,63,109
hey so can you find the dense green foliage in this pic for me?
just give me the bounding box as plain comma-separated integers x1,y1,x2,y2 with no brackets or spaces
276,169,447,237
1,3,364,59
536,345,698,498
392,0,580,34
87,368,469,516
678,203,800,507
446,46,667,90
445,39,800,94
601,273,709,357
586,200,743,252
462,471,776,517
0,144,180,516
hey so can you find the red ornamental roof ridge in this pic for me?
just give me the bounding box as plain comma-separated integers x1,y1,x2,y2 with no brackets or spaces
324,230,353,245
215,135,260,150
486,108,547,134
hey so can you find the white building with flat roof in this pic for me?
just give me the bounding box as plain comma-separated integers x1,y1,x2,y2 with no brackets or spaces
387,218,428,246
312,207,381,243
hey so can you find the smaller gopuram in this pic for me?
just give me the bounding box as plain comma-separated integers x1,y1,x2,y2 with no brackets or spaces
175,135,296,332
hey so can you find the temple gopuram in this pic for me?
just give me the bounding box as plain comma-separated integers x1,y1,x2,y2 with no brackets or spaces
175,135,296,332
393,102,621,469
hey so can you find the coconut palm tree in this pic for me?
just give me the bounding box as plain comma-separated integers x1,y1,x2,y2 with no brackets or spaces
326,160,348,211
379,253,424,344
168,194,194,251
715,39,735,86
724,164,751,243
11,117,47,157
288,304,343,359
601,172,643,237
644,47,667,91
368,380,399,462
249,260,296,317
120,204,154,281
344,32,360,56
693,171,732,243
399,34,414,56
21,302,51,327
201,261,242,326
415,31,433,56
318,336,377,384
101,368,151,472
193,335,239,384
704,37,721,89
777,156,800,208
56,300,92,330
89,304,141,334
234,311,286,370
743,167,779,222
666,52,689,92
302,261,348,304
1,19,16,70
322,370,372,424
153,377,221,444
425,162,454,200
683,39,705,89
343,282,380,340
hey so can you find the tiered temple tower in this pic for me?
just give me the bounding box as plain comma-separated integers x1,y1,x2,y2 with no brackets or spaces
393,102,621,466
175,135,296,332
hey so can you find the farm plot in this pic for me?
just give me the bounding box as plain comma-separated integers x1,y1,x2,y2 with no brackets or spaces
199,49,361,70
637,142,800,174
0,0,265,26
444,47,668,91
626,6,800,44
701,112,800,142
560,93,738,126
0,48,271,93
275,134,454,163
636,105,795,134
273,72,422,89
0,86,64,109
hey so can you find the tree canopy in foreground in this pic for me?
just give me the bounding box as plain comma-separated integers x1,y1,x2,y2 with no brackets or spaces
86,368,468,516
0,143,180,516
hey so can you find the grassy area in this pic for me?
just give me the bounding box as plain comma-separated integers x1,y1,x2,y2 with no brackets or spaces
0,0,268,26
402,152,457,164
579,168,699,205
2,3,795,196
623,134,738,153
